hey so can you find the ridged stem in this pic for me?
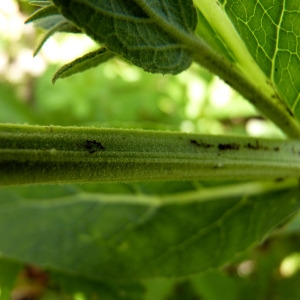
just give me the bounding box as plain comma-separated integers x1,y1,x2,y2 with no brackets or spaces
1,123,300,186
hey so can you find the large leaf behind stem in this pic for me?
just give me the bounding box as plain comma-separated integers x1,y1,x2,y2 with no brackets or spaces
195,0,300,121
222,0,300,118
0,179,299,280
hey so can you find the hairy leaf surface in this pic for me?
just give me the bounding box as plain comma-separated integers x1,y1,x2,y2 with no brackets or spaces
52,47,115,83
52,0,197,74
0,181,299,280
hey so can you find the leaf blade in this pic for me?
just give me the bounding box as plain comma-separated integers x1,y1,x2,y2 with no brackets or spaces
52,47,115,83
52,0,197,74
0,180,299,280
25,4,59,24
218,0,300,120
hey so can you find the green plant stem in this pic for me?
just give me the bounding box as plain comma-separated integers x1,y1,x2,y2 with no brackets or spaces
1,123,300,186
192,51,300,139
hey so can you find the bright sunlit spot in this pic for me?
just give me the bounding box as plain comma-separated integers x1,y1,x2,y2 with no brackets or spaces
0,1,23,40
74,292,86,300
185,78,206,119
40,34,96,63
210,78,233,108
0,0,97,83
246,118,285,138
180,120,196,132
7,49,47,82
0,0,17,14
237,260,256,277
158,97,176,114
280,252,300,278
117,65,141,82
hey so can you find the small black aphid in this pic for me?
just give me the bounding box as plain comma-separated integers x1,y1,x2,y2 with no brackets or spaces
85,140,105,154
190,139,213,148
218,143,240,150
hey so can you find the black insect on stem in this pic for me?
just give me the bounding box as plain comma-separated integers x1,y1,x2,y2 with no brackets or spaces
218,143,240,150
190,139,213,148
85,140,105,154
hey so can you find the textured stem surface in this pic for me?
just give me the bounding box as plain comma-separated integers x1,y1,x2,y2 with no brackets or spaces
1,123,300,186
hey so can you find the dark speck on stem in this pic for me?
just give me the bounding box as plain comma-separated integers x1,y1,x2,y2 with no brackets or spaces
190,140,213,148
218,143,240,150
85,140,105,154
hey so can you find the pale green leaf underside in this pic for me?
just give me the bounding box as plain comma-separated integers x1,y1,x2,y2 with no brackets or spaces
0,180,299,280
25,2,82,56
52,0,197,74
34,20,71,56
29,0,52,5
195,10,236,63
25,4,59,23
220,0,300,119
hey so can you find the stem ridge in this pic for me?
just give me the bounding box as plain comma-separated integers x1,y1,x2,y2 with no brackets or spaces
1,124,300,186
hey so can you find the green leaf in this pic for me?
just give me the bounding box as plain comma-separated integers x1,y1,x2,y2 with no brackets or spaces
52,47,115,83
25,4,59,24
195,10,235,63
49,271,145,299
194,0,300,120
33,20,71,56
0,180,299,280
52,0,197,74
28,0,52,5
280,211,300,234
26,1,82,56
30,13,80,33
222,0,300,116
0,258,22,300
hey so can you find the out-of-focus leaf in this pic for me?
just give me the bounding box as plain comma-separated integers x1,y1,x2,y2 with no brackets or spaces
0,258,22,300
49,271,145,300
0,180,298,280
29,0,52,6
26,1,82,56
52,47,115,83
0,84,36,124
143,234,300,300
280,211,300,234
33,20,72,56
25,4,59,24
33,62,188,127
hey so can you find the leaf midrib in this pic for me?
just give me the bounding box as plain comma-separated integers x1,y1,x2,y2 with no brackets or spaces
13,179,299,207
